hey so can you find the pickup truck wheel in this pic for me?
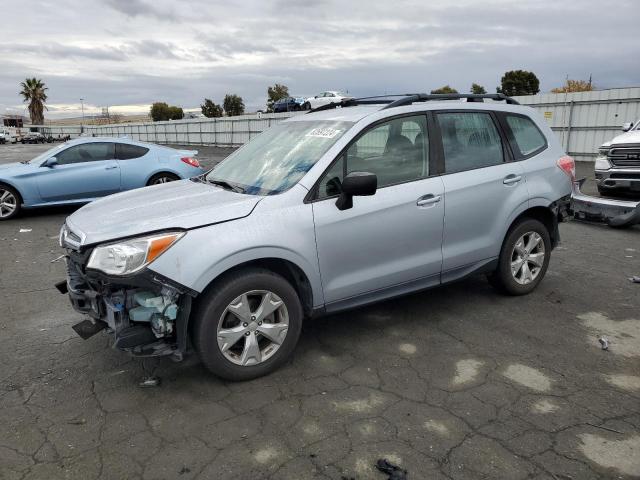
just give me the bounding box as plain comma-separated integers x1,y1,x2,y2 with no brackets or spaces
489,218,551,296
0,185,21,220
193,268,303,381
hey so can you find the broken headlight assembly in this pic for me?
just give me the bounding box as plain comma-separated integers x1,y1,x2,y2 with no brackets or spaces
87,232,185,276
594,147,611,170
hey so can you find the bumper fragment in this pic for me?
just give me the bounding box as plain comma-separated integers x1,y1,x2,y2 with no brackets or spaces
571,179,640,228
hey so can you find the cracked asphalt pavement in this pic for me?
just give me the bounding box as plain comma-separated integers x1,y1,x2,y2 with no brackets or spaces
1,143,639,479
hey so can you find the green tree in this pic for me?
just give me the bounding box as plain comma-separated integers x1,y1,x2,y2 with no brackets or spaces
266,83,289,112
223,94,245,116
168,106,184,120
430,85,458,94
19,78,48,125
497,70,540,96
150,102,170,121
201,98,223,118
471,83,487,94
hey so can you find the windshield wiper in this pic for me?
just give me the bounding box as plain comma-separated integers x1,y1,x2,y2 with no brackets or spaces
206,178,245,193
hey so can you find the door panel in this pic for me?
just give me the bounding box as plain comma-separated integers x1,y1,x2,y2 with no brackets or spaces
441,162,528,271
36,142,120,202
436,111,529,272
313,176,445,304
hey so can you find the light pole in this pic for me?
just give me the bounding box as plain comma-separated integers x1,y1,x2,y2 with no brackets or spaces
80,98,85,133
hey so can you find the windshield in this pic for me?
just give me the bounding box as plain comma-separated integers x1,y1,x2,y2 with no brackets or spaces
205,120,352,195
25,143,70,164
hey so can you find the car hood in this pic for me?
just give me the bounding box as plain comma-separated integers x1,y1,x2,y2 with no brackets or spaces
0,162,32,173
604,130,640,147
66,179,263,246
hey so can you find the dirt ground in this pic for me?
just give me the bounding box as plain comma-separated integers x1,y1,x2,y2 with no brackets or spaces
0,143,639,479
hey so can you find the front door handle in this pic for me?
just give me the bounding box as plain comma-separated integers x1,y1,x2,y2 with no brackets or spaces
503,174,522,185
417,194,442,207
105,165,118,170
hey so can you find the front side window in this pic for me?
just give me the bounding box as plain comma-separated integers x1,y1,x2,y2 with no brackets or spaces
437,112,503,174
56,142,115,165
316,115,429,199
205,120,352,195
505,115,546,157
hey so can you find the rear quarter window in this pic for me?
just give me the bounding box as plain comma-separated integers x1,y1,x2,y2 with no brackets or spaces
116,143,150,160
504,115,547,158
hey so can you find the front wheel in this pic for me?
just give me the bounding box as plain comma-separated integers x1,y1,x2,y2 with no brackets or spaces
488,218,551,295
0,185,21,220
193,268,303,381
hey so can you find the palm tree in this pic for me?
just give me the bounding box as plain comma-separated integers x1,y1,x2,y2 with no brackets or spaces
19,78,48,125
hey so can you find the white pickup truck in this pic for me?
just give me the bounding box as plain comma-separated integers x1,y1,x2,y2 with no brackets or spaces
0,128,17,144
595,120,640,196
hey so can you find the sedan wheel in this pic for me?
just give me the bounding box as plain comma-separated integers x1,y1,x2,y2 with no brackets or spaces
217,290,289,366
147,173,180,186
510,232,545,285
0,187,19,219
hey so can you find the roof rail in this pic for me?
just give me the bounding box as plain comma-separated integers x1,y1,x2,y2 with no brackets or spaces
307,92,519,113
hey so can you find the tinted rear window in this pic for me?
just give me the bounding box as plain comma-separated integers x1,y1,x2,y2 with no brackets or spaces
505,115,547,157
116,143,150,160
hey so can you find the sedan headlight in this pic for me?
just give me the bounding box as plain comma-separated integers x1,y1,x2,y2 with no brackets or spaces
87,232,184,275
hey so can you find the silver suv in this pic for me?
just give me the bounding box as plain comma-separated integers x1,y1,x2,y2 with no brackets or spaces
58,93,573,380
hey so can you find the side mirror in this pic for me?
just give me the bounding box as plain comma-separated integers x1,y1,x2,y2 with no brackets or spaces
335,171,377,211
622,122,634,132
43,157,58,168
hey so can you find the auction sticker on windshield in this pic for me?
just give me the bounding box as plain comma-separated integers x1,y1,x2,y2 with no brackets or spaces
306,128,342,138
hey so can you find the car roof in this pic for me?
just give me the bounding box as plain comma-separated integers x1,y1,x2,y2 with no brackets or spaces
64,136,151,147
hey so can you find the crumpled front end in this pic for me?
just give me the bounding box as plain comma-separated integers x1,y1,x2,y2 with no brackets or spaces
59,239,195,359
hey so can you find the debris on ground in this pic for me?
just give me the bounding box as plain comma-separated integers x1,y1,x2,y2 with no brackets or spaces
139,376,161,388
598,336,609,351
375,458,408,480
19,228,32,233
629,276,640,284
178,466,191,475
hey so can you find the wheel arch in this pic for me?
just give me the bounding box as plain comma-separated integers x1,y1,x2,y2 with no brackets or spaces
0,180,24,204
504,202,559,250
145,170,182,185
195,256,317,319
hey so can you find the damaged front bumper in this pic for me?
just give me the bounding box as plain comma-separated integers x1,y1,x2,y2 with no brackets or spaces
58,249,196,359
571,179,640,228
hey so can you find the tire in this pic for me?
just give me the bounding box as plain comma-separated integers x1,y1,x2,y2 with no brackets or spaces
192,268,303,381
488,218,551,296
147,172,180,186
303,102,310,110
0,184,21,220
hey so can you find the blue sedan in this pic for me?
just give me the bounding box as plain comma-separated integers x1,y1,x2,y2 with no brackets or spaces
0,137,205,220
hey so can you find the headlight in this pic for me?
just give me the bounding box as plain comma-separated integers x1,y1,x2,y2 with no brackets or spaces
598,147,610,157
594,156,611,171
87,232,184,276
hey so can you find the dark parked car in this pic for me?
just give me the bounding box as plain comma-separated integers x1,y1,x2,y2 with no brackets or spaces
273,97,306,113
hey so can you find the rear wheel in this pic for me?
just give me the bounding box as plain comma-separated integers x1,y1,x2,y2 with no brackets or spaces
193,268,303,381
489,218,551,295
0,185,21,220
147,172,180,185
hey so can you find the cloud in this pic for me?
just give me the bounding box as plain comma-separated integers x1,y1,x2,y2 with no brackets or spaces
0,0,638,118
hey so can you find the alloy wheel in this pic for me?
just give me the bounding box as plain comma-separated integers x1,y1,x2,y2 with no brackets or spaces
510,231,546,285
153,176,174,184
217,290,289,366
0,189,17,218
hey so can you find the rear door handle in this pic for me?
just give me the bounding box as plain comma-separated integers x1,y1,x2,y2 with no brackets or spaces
417,194,441,207
503,174,522,185
105,165,118,170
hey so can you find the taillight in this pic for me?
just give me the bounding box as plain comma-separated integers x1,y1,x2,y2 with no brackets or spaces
557,155,575,181
181,157,200,168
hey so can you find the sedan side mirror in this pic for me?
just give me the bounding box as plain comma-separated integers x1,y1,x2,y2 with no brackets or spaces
43,157,58,168
622,122,634,132
335,171,377,211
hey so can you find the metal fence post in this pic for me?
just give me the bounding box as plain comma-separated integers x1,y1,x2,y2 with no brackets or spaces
565,101,575,153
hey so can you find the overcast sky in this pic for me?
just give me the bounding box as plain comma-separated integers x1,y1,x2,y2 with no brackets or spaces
1,0,639,118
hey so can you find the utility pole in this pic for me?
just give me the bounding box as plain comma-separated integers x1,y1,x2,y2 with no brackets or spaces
80,98,85,133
